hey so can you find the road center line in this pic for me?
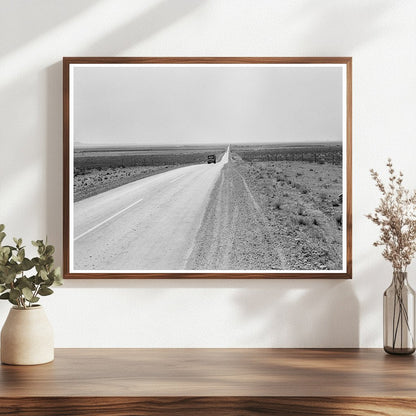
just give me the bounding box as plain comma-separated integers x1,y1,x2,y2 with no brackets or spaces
74,198,144,241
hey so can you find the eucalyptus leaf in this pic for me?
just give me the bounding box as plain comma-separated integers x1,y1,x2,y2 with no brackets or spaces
3,272,16,284
38,287,53,296
34,275,43,285
9,288,21,301
0,252,8,266
22,287,34,301
17,248,25,263
0,246,10,255
43,276,54,287
39,269,48,281
45,245,55,256
8,297,18,306
3,245,17,252
43,256,54,265
21,258,33,271
53,266,61,277
17,276,35,290
0,227,61,307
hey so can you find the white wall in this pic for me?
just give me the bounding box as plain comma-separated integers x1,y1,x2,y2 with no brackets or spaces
1,0,415,347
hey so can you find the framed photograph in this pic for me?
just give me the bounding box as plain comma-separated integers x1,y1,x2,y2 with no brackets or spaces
63,57,352,279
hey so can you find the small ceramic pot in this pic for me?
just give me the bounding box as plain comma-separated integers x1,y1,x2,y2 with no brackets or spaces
1,305,54,365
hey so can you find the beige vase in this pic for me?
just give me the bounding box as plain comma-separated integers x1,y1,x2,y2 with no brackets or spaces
1,305,54,365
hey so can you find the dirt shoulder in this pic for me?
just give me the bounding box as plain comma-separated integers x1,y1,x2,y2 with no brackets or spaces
235,159,343,270
74,165,189,202
187,155,343,271
186,161,287,270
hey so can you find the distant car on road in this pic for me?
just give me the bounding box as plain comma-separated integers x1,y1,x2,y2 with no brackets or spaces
207,154,216,164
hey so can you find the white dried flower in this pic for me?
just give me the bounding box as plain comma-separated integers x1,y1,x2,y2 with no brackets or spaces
367,159,416,272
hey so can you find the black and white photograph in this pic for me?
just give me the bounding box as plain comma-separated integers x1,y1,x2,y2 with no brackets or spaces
64,58,352,278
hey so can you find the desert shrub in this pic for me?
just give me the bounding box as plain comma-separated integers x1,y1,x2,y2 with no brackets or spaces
297,206,306,216
335,214,342,226
274,201,282,210
283,192,289,197
289,215,298,226
301,188,308,194
313,218,319,226
298,217,309,226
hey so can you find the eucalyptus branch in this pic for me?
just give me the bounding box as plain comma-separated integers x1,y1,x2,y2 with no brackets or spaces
0,225,62,309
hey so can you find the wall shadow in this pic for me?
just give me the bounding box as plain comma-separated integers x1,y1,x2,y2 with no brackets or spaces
232,279,359,347
46,62,63,263
290,0,392,52
0,0,101,57
82,0,205,55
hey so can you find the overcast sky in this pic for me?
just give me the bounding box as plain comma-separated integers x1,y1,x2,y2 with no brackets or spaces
73,64,343,146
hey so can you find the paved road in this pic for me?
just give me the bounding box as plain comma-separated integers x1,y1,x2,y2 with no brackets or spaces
73,148,229,271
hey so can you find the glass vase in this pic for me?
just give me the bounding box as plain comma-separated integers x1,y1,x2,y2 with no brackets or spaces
383,271,415,355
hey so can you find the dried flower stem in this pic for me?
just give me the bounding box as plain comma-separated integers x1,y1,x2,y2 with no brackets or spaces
366,159,416,272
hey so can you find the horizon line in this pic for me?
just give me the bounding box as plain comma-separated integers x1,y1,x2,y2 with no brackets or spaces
74,139,343,147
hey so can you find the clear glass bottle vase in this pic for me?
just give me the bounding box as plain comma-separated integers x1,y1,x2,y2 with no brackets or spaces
383,271,415,355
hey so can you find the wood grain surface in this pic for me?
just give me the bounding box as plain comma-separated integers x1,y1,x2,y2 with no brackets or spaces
1,349,415,415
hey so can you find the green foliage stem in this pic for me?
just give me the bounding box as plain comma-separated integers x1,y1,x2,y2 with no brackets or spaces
0,224,62,309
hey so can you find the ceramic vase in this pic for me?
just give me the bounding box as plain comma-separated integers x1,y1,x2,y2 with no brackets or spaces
1,305,54,365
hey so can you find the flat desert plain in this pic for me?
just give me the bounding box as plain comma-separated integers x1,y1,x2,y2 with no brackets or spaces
73,143,343,271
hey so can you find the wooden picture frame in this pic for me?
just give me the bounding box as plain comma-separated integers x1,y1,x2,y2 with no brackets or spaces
63,57,352,279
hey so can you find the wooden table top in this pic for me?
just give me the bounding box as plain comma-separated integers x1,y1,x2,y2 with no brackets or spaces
1,348,415,398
